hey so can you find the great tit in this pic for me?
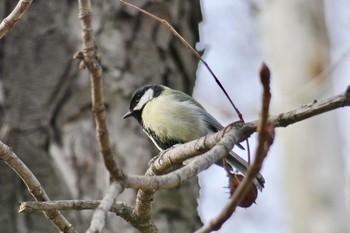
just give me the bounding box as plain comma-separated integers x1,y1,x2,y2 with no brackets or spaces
123,84,265,189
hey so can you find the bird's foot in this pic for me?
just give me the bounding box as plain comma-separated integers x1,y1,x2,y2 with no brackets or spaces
222,121,245,150
148,144,180,166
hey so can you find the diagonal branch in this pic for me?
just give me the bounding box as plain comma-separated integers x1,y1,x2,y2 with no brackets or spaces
249,85,350,130
0,141,76,233
0,0,33,39
195,63,274,233
119,0,242,119
126,85,350,191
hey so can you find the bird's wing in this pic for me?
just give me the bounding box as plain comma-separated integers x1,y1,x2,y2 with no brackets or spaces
171,89,264,189
200,109,224,132
172,90,245,148
170,90,223,129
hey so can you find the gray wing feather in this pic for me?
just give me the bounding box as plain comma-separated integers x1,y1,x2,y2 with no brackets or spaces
172,90,265,189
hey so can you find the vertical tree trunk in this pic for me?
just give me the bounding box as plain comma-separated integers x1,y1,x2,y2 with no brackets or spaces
0,1,202,232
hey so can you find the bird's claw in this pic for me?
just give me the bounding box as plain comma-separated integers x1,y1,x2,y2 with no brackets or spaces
148,144,180,166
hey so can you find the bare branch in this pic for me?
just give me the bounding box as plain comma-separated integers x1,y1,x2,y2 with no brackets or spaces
75,0,124,181
119,0,242,119
130,131,234,233
19,200,143,229
195,63,274,233
130,122,243,232
0,141,76,233
125,85,350,191
0,0,33,39
127,127,241,190
19,200,131,215
259,85,350,129
86,181,124,233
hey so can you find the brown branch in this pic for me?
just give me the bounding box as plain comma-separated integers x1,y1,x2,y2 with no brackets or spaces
195,63,274,233
19,200,143,229
126,125,242,191
129,122,235,232
0,0,33,39
0,141,76,233
75,0,124,181
125,85,350,191
129,124,243,232
20,198,158,232
249,85,350,131
119,0,242,119
19,200,131,215
130,133,237,232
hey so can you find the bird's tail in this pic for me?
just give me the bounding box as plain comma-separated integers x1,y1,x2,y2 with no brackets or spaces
226,151,265,191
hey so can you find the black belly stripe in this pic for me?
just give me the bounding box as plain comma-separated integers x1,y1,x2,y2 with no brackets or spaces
145,128,182,150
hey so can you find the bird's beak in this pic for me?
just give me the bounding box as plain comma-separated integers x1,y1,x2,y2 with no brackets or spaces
122,111,133,119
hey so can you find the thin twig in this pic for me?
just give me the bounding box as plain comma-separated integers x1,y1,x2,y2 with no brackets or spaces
195,63,274,233
0,0,33,39
119,2,242,227
75,0,124,181
86,182,124,233
119,0,242,119
19,200,131,214
0,141,76,233
19,200,142,230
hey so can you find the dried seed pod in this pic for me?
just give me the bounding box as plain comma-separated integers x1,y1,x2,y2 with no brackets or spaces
228,173,258,208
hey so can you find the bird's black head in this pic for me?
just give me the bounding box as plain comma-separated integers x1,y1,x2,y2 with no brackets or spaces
122,84,164,124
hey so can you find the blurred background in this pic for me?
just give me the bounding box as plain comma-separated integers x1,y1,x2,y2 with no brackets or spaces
0,0,349,232
196,0,350,232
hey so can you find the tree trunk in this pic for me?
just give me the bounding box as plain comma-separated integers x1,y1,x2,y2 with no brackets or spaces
0,1,202,232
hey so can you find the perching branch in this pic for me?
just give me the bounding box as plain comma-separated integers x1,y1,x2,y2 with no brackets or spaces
127,126,241,190
0,141,76,233
0,0,33,39
126,84,349,232
125,85,350,191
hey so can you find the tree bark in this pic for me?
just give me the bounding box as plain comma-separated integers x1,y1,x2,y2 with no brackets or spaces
0,1,202,232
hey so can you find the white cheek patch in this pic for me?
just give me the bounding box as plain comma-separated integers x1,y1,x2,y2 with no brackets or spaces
134,88,154,110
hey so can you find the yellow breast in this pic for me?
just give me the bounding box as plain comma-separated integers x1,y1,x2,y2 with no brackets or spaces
142,95,209,143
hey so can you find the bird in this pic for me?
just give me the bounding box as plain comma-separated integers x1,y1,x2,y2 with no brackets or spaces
123,84,265,189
